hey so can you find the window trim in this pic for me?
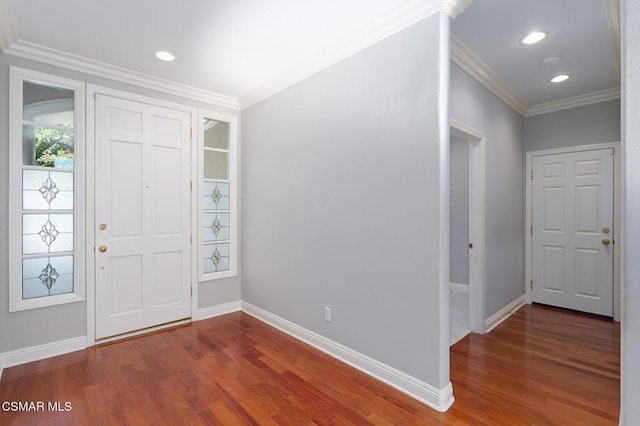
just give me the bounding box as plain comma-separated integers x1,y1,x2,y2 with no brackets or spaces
9,67,86,312
198,109,238,281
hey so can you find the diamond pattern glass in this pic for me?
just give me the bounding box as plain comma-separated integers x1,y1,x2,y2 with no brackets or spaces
203,213,229,242
202,243,229,273
203,181,229,210
22,256,73,299
23,170,73,210
23,214,73,254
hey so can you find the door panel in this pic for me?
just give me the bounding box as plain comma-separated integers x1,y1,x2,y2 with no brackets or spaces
95,95,191,339
109,141,143,238
532,149,613,316
109,255,143,315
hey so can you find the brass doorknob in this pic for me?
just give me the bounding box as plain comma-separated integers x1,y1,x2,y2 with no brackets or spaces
98,245,108,253
602,239,611,246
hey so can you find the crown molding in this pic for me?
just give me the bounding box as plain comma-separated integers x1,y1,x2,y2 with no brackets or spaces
239,0,457,109
442,0,475,19
603,0,621,80
450,35,529,116
525,87,621,116
0,0,17,51
451,35,620,117
4,40,240,110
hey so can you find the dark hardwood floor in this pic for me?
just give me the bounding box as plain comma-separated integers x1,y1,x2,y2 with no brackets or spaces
0,304,619,425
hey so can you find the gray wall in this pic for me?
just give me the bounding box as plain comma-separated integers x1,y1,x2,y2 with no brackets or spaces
450,134,469,285
523,100,621,153
450,64,525,318
622,0,639,422
0,52,241,354
241,15,448,387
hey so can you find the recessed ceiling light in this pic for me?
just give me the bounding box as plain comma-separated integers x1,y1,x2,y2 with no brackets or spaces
520,31,547,45
550,74,571,83
155,51,175,62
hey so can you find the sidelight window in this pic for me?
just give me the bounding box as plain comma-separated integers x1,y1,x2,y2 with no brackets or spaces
9,67,85,311
198,111,238,280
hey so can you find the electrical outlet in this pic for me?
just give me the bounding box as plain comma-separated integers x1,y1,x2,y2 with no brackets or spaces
324,307,332,322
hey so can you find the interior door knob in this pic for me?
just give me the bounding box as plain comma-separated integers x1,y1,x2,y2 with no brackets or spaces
98,245,108,253
602,239,611,246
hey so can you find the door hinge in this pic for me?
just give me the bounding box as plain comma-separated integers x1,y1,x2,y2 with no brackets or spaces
190,287,193,297
468,242,473,249
530,280,533,291
530,225,533,235
530,170,534,180
190,234,193,244
190,127,193,137
190,181,192,191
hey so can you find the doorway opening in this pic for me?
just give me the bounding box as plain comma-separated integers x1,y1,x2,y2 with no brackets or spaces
449,120,485,345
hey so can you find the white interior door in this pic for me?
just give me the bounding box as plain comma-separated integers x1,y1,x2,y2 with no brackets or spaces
531,148,613,316
95,95,191,339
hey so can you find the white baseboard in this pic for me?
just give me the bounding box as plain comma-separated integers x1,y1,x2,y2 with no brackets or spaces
0,300,240,380
485,295,525,333
0,336,87,380
1,299,457,414
449,282,469,294
241,301,454,412
198,300,242,320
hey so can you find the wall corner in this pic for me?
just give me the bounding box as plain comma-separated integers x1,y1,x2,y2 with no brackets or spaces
442,0,474,19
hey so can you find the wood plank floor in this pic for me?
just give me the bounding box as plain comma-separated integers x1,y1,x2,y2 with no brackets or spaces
0,304,619,425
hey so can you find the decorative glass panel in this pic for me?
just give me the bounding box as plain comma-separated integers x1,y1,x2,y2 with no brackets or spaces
203,181,230,210
199,111,236,281
203,120,229,150
204,151,229,180
10,69,84,311
23,170,74,210
22,255,74,299
203,213,229,242
202,243,229,273
22,125,74,168
23,214,73,254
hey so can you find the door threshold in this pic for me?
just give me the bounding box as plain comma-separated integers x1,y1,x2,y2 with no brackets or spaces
95,318,192,345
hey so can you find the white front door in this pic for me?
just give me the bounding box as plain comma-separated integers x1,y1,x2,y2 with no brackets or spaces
531,148,614,316
95,95,192,339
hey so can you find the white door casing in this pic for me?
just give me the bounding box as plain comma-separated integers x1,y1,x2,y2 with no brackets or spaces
450,120,485,333
95,94,192,339
531,148,614,316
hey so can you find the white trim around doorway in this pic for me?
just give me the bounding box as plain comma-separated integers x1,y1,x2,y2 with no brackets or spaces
450,119,486,333
525,142,621,321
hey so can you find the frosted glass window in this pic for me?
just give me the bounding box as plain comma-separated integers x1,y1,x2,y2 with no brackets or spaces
202,243,229,273
203,213,229,242
203,182,230,210
204,151,229,180
22,256,74,299
203,120,229,150
23,170,74,210
23,214,74,254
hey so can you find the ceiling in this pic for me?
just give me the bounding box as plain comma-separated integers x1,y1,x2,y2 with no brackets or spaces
2,0,620,111
5,0,406,99
452,0,619,107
